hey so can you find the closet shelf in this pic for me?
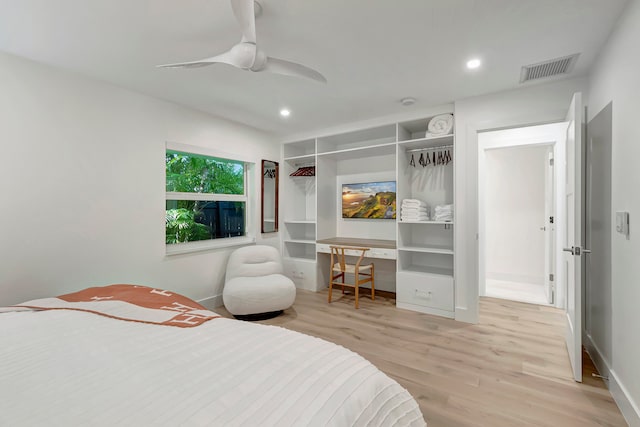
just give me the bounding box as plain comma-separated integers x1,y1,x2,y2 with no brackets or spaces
284,153,315,162
285,254,316,261
317,142,396,160
284,219,316,224
399,220,453,225
399,134,454,151
398,245,454,255
284,239,316,245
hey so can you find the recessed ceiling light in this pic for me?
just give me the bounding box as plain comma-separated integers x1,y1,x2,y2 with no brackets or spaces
466,58,482,70
280,109,291,117
400,97,416,106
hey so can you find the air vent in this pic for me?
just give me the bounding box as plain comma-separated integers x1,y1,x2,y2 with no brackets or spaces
520,54,580,83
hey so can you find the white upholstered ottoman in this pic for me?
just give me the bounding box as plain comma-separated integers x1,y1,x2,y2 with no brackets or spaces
223,245,296,319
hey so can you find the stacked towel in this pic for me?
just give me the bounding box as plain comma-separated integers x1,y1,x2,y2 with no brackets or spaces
434,204,454,222
401,199,430,221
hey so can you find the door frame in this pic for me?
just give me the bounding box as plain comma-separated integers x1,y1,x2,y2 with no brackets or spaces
477,122,568,309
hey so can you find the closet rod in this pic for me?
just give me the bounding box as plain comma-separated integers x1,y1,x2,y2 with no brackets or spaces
294,162,315,167
406,144,453,153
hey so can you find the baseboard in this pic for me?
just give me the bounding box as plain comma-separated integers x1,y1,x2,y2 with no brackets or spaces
584,334,640,426
454,306,478,324
197,294,223,310
584,333,611,382
610,369,640,427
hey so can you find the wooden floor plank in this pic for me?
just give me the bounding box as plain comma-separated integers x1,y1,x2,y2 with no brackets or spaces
215,290,626,426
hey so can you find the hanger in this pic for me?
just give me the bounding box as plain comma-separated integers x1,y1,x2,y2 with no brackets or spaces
410,153,415,167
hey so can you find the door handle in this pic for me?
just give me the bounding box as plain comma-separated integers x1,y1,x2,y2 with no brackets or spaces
540,226,546,231
563,246,591,256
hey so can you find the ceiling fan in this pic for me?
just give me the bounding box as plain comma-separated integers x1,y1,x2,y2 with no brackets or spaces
157,0,327,84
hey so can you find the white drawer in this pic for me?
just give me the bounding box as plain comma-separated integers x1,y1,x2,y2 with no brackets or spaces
396,272,454,311
316,244,396,260
367,248,397,260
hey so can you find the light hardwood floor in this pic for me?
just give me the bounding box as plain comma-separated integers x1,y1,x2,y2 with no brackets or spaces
215,290,626,427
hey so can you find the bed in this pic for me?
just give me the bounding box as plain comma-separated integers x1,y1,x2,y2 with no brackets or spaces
0,284,425,426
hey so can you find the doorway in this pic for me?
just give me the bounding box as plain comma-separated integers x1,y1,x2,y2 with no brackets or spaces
478,122,568,309
483,144,552,305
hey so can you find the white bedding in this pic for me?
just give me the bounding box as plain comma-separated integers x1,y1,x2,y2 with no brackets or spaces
0,308,425,426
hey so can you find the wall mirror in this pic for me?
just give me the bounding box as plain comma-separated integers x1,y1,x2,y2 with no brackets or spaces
261,160,279,233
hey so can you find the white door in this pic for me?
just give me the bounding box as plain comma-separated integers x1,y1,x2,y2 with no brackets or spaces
563,92,584,382
543,149,555,304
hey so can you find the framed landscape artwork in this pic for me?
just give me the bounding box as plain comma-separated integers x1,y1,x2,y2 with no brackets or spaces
342,181,396,219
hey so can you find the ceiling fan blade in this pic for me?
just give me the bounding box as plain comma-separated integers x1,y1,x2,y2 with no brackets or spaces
157,50,241,69
231,0,256,43
264,57,327,83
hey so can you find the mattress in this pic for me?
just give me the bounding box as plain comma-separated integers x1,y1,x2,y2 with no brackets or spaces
0,287,425,426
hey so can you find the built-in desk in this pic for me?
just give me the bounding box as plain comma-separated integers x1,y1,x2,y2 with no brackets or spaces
316,237,397,260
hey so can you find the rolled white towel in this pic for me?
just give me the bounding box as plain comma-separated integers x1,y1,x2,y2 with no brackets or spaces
425,114,454,137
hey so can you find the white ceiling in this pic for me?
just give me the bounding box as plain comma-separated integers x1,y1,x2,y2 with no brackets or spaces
0,0,627,137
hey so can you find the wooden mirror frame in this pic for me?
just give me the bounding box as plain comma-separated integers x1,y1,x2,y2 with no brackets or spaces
261,160,279,233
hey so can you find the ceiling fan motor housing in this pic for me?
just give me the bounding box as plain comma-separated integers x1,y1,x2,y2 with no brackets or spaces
230,43,257,69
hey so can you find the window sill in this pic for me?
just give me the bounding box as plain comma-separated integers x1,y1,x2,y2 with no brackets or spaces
165,236,256,256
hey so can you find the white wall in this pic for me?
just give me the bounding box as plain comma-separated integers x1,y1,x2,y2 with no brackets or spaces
587,0,640,423
453,76,587,323
484,145,547,285
0,52,279,308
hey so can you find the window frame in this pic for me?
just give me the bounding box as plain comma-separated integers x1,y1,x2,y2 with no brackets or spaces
165,142,255,255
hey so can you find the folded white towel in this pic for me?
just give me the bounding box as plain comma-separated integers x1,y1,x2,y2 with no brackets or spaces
401,207,428,213
434,210,453,221
402,212,429,218
402,212,430,219
402,199,424,205
435,204,454,212
402,199,427,207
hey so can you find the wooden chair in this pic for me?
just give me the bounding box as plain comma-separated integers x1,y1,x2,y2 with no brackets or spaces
328,246,375,309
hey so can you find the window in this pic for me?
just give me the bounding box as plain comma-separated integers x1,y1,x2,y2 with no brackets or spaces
165,143,253,253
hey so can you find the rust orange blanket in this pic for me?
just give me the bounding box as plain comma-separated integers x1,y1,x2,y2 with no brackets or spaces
7,284,219,327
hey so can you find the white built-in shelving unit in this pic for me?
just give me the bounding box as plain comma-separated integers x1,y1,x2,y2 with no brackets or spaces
281,112,455,317
281,139,318,289
395,117,455,317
